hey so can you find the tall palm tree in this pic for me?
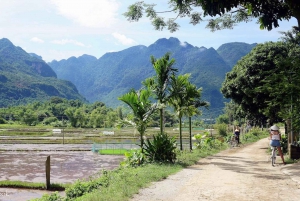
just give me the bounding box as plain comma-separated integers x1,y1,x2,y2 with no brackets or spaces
118,89,156,151
143,52,177,133
184,91,209,151
168,74,191,150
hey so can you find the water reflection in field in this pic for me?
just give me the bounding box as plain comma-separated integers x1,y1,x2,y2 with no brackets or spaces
0,150,124,184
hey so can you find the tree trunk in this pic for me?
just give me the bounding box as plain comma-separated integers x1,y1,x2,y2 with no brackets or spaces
160,108,164,133
179,117,183,150
189,116,192,151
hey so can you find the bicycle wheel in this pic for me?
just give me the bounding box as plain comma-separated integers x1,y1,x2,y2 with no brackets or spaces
271,148,276,166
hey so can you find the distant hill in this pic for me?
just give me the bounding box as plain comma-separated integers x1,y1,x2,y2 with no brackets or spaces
0,38,86,107
217,42,257,68
49,38,256,116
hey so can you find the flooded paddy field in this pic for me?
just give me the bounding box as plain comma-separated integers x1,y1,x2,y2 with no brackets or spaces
0,150,124,184
0,144,124,201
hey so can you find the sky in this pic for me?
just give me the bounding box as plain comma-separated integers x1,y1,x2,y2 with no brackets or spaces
0,0,297,62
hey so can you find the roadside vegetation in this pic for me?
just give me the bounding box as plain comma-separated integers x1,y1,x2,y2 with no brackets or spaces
31,127,268,201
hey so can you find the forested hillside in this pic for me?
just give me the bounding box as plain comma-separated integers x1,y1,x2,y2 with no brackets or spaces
217,42,257,68
0,38,86,107
49,38,256,115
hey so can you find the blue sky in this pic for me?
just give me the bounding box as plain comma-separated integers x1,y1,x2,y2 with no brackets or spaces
0,0,297,62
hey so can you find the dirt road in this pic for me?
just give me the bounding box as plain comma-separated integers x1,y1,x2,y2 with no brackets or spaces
131,138,300,201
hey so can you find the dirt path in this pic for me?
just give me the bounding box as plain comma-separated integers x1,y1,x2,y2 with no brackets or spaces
131,138,300,201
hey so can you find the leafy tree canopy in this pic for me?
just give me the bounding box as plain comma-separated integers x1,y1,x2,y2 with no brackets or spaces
221,41,300,125
124,0,300,32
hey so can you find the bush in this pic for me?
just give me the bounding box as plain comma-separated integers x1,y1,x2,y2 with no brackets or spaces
42,117,58,125
65,170,109,199
0,117,6,124
215,123,228,137
194,132,224,150
120,149,146,167
31,191,63,201
144,132,177,163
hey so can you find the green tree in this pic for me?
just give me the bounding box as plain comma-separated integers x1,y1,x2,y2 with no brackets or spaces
168,74,195,150
118,89,156,151
143,52,177,133
65,108,77,127
124,1,300,32
221,41,300,128
184,86,209,151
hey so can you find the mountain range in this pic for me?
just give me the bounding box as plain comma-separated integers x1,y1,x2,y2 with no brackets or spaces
48,37,256,115
0,38,86,107
0,37,256,116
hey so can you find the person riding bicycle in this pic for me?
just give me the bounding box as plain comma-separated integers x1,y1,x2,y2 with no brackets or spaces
234,126,240,144
269,125,286,165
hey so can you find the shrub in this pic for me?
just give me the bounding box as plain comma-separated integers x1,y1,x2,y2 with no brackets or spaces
0,117,6,124
215,123,228,137
43,117,58,125
194,132,224,150
120,149,146,167
31,191,64,201
65,170,109,199
144,132,177,163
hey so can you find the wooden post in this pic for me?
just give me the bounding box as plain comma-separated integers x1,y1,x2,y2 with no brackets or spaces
45,156,50,189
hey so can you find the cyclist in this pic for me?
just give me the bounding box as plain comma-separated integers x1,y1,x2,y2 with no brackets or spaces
234,126,240,144
269,125,286,165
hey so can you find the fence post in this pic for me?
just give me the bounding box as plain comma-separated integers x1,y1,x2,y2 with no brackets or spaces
45,156,50,189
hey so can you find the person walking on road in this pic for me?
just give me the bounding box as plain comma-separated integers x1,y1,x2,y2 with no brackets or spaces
269,125,286,165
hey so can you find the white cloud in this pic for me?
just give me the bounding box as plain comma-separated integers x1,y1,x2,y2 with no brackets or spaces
112,32,136,45
180,41,187,47
30,37,44,43
50,0,120,28
51,39,86,47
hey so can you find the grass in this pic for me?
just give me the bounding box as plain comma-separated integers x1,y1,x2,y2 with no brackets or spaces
0,180,68,190
98,149,133,155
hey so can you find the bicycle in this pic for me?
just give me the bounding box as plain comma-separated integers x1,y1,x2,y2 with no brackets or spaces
270,146,277,166
228,135,238,148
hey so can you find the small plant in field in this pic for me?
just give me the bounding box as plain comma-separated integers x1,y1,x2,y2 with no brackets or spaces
144,132,177,163
120,149,146,167
31,192,64,201
194,132,224,150
65,169,109,199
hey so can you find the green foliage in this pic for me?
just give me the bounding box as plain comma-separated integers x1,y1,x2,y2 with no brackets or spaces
221,42,300,126
42,117,58,125
0,117,6,124
215,123,228,137
281,134,288,154
120,149,146,167
65,170,109,199
118,88,156,149
194,132,224,150
125,1,299,32
243,128,269,142
144,132,177,163
0,99,120,128
31,192,64,201
216,114,229,124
